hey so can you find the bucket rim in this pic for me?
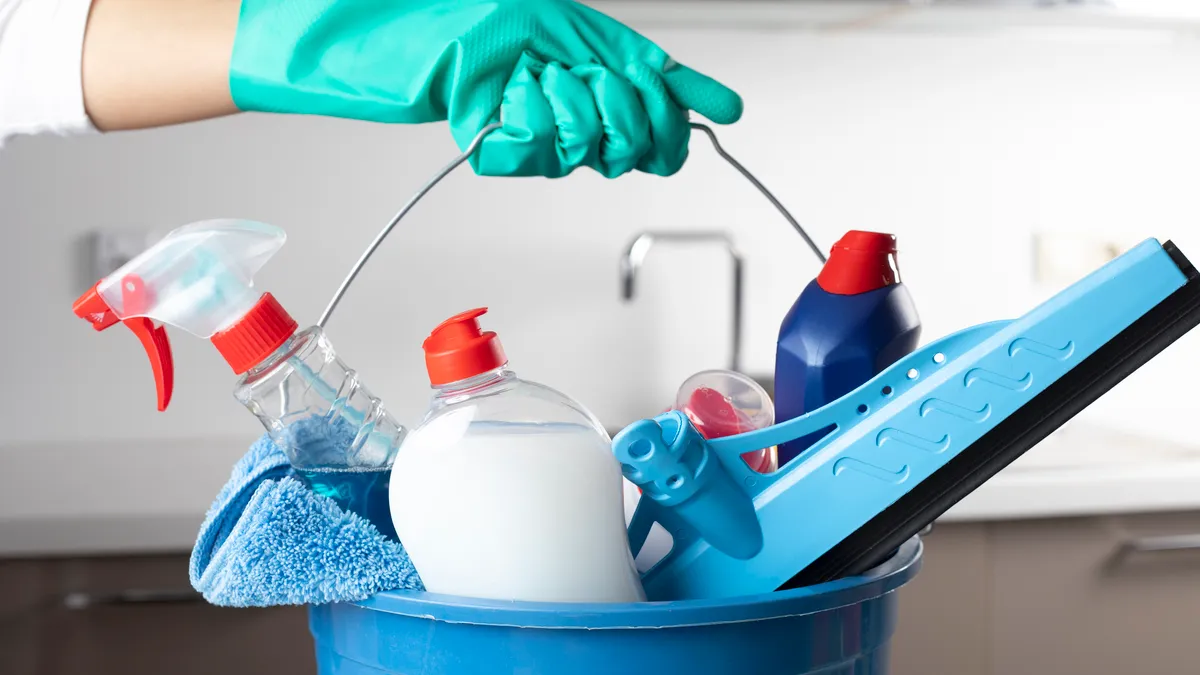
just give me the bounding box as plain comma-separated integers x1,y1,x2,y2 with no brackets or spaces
351,537,922,629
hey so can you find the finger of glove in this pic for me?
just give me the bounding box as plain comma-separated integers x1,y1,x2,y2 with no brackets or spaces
623,63,689,177
559,2,742,126
660,62,744,125
540,62,603,176
574,64,652,179
472,56,564,178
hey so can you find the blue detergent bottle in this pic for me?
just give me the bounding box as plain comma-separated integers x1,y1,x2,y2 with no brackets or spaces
774,230,921,464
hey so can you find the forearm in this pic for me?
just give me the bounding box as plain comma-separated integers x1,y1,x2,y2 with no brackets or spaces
82,0,241,131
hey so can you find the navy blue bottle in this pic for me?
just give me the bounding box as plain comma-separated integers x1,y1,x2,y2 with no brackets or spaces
774,231,921,465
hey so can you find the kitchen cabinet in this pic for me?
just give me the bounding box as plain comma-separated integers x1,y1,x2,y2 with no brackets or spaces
0,554,314,675
892,512,1200,675
990,512,1200,675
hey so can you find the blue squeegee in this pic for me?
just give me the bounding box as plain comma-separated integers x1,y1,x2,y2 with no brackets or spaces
614,238,1200,601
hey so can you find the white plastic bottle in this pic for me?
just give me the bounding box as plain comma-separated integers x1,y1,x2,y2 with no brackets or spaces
390,308,645,604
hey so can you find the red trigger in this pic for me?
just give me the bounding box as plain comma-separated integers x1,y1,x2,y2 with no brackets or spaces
71,277,175,411
121,317,174,411
119,275,174,411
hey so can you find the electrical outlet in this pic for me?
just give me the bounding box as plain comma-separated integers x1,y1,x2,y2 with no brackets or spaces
1032,232,1141,285
81,230,161,286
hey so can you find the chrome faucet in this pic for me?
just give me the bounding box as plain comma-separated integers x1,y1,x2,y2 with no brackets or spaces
619,231,744,373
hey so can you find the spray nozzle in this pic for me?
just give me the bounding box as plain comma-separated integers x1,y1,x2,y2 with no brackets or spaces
71,219,296,411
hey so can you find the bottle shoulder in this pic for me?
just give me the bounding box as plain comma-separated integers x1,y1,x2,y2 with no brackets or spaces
415,374,608,439
782,282,917,334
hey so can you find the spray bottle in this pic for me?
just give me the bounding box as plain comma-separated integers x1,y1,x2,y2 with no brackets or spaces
72,219,405,538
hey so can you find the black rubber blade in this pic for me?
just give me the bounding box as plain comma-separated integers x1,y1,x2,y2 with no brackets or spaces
782,241,1200,589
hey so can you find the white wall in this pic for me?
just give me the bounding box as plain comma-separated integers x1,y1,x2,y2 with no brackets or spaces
3,3,1199,466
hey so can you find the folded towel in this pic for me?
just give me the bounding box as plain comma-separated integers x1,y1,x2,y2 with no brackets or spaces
189,432,423,607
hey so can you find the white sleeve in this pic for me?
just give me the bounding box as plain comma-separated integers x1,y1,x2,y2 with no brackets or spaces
0,0,96,148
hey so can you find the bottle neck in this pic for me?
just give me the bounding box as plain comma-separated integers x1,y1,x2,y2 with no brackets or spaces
237,325,319,385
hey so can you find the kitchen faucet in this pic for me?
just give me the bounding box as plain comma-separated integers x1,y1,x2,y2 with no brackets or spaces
619,231,744,373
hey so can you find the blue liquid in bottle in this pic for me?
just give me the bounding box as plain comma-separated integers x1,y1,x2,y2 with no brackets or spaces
298,467,398,541
236,327,408,542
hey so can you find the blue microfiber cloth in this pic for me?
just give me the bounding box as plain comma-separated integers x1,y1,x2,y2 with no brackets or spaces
189,428,424,607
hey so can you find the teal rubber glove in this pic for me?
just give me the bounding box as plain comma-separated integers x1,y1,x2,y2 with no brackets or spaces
229,0,742,178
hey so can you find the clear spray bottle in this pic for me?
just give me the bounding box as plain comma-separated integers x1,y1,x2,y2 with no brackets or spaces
72,219,405,538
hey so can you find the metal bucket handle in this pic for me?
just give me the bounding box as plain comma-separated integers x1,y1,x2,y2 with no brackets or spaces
317,122,824,328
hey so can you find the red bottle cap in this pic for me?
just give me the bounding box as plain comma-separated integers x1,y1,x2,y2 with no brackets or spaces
423,308,508,386
816,230,901,295
210,293,298,374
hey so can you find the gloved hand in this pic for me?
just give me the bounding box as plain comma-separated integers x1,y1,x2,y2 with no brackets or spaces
229,0,742,178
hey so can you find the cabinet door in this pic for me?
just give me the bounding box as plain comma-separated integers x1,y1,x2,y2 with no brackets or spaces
891,523,991,675
991,512,1200,675
0,554,315,675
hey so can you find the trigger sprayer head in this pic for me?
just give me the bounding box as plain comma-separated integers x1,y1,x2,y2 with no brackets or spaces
71,219,298,411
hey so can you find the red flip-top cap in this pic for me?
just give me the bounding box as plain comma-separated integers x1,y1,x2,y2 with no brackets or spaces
211,293,298,375
423,308,508,386
816,230,900,295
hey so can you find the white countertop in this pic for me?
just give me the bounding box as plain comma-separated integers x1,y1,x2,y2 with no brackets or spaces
2,424,1200,558
941,424,1200,522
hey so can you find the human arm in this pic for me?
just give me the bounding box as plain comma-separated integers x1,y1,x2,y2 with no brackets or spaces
0,0,237,146
81,0,239,131
4,0,742,178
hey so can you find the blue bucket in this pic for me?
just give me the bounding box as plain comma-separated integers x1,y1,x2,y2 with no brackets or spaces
309,537,922,675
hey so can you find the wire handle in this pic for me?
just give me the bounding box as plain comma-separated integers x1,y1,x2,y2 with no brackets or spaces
316,122,501,328
318,122,822,328
687,124,826,264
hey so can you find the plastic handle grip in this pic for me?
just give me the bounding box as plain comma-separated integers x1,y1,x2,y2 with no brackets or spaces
614,412,763,560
